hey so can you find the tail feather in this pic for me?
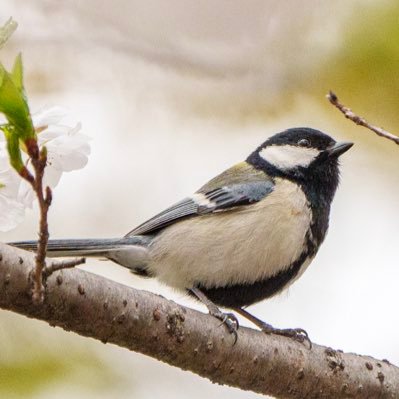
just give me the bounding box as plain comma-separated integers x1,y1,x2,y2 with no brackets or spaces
9,236,151,260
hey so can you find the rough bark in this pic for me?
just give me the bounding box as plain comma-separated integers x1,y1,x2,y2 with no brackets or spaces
0,242,398,399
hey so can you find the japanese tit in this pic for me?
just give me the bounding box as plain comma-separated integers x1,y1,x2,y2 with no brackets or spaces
11,127,353,343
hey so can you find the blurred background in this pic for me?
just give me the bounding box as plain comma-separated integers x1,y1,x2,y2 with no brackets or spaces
1,1,399,398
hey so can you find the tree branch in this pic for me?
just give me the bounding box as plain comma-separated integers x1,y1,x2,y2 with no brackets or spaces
42,257,86,279
327,91,399,145
0,242,398,399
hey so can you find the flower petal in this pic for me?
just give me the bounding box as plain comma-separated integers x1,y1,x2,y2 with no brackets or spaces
0,195,25,232
32,106,68,128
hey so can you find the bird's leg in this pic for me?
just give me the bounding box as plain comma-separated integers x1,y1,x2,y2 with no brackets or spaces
234,307,311,348
190,287,239,343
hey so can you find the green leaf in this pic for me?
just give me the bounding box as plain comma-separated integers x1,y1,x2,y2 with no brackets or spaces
0,18,18,49
0,56,35,140
0,44,36,174
1,125,24,172
11,53,23,91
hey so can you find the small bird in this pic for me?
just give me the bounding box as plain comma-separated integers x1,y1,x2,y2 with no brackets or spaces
11,128,353,344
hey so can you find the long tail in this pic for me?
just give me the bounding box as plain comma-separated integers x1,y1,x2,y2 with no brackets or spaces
8,236,152,272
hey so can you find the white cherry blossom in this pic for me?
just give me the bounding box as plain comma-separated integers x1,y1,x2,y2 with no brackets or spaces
33,107,91,188
0,106,90,231
0,141,25,231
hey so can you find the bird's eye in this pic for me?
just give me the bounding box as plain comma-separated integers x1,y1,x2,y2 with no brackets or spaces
298,139,311,147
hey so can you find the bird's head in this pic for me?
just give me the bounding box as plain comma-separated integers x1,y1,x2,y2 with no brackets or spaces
248,127,353,179
247,127,353,202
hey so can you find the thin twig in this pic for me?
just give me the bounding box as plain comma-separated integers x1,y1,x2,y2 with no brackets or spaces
327,91,399,145
18,138,83,303
43,258,86,279
19,139,52,303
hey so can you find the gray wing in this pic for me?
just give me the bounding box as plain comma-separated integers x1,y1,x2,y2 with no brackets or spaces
126,179,274,237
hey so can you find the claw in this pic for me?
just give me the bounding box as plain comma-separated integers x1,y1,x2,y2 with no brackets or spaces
262,325,312,349
212,311,239,344
217,312,239,329
233,307,312,349
289,328,312,349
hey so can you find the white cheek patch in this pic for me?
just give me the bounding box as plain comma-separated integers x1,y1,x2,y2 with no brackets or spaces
259,145,320,170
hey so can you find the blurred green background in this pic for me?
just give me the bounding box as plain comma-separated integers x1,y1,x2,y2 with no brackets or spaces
1,1,399,398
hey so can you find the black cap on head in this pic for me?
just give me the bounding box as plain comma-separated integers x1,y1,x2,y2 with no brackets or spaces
262,127,336,150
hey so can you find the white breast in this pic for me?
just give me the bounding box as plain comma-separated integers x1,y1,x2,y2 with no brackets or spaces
148,179,312,292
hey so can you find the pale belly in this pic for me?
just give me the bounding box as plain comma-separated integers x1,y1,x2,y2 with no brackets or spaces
148,179,313,293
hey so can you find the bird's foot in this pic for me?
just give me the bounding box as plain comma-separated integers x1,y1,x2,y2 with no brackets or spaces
261,323,311,348
210,310,239,344
189,287,239,344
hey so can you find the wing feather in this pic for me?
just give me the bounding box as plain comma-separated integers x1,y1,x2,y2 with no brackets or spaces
126,162,274,237
128,198,198,236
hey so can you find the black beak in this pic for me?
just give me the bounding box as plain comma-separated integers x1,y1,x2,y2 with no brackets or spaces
327,141,354,158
